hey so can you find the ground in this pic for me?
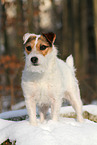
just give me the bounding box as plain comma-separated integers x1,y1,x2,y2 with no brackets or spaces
0,105,97,145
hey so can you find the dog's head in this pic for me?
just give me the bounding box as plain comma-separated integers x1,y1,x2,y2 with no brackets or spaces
23,32,57,73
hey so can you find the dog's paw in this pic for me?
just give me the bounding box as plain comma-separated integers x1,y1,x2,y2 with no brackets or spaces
77,116,84,123
29,120,37,126
52,117,58,122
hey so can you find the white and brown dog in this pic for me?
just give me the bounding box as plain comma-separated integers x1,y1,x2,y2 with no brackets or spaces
21,32,83,125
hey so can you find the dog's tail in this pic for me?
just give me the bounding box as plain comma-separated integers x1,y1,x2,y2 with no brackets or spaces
66,55,74,69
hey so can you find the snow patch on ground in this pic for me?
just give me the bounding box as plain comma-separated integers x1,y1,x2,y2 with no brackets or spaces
0,109,27,119
0,105,97,119
0,118,97,145
60,105,97,115
0,105,97,145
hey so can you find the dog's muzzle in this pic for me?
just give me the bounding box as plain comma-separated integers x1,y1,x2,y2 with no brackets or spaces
31,57,39,66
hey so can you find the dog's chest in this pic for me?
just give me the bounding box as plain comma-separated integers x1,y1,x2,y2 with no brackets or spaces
32,73,60,104
22,70,63,105
33,80,52,104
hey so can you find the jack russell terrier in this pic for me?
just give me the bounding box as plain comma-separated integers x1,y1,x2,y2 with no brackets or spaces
21,32,83,125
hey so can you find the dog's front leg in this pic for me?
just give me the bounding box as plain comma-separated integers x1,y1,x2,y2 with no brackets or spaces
51,99,61,121
25,98,37,125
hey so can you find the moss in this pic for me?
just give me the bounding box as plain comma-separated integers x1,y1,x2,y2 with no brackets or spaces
1,139,12,145
60,111,97,123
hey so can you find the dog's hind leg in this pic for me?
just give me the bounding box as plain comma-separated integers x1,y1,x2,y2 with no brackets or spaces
66,90,83,122
39,105,49,122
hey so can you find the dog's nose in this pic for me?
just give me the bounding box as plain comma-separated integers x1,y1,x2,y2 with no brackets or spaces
31,57,38,64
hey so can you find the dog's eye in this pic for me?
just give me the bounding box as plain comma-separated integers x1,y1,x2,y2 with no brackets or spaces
40,45,48,50
26,46,31,51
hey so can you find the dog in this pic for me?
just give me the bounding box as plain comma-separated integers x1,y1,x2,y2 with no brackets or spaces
21,32,83,125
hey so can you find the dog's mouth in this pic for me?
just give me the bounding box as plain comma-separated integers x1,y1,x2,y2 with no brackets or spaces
30,57,40,66
32,63,39,66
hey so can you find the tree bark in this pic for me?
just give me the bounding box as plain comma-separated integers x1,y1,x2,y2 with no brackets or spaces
72,0,81,77
27,0,33,32
87,0,96,90
10,78,15,108
2,2,9,54
81,0,88,75
93,0,97,60
93,0,97,93
16,0,24,60
0,95,2,113
0,0,2,51
62,0,68,59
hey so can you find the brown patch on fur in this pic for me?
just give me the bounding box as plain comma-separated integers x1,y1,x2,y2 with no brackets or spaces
25,36,36,44
36,35,52,56
24,36,36,54
42,32,56,46
24,35,53,56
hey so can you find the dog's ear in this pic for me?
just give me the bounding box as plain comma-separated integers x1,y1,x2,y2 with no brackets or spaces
23,33,35,44
42,32,56,46
23,33,31,44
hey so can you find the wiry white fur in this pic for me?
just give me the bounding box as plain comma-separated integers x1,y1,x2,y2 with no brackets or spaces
21,34,83,125
23,33,41,44
66,55,74,68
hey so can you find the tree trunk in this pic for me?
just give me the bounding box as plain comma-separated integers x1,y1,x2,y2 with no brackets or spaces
0,95,2,113
27,0,33,32
81,0,88,75
72,0,81,77
10,79,15,108
16,0,24,60
87,0,96,91
93,0,97,60
93,0,97,92
62,0,68,59
52,1,62,56
2,2,9,54
0,0,2,51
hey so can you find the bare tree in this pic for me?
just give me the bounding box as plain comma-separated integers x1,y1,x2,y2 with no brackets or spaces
0,86,3,112
81,0,88,75
2,1,9,54
0,0,2,51
93,0,97,60
93,0,97,93
72,0,81,74
16,0,24,60
61,0,69,59
27,0,34,32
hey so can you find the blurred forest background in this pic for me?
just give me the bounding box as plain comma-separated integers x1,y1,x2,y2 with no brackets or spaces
0,0,97,113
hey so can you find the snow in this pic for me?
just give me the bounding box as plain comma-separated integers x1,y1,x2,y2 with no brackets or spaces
11,101,25,110
0,105,97,145
0,105,97,119
0,118,97,145
83,105,97,115
60,105,97,116
0,109,27,119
